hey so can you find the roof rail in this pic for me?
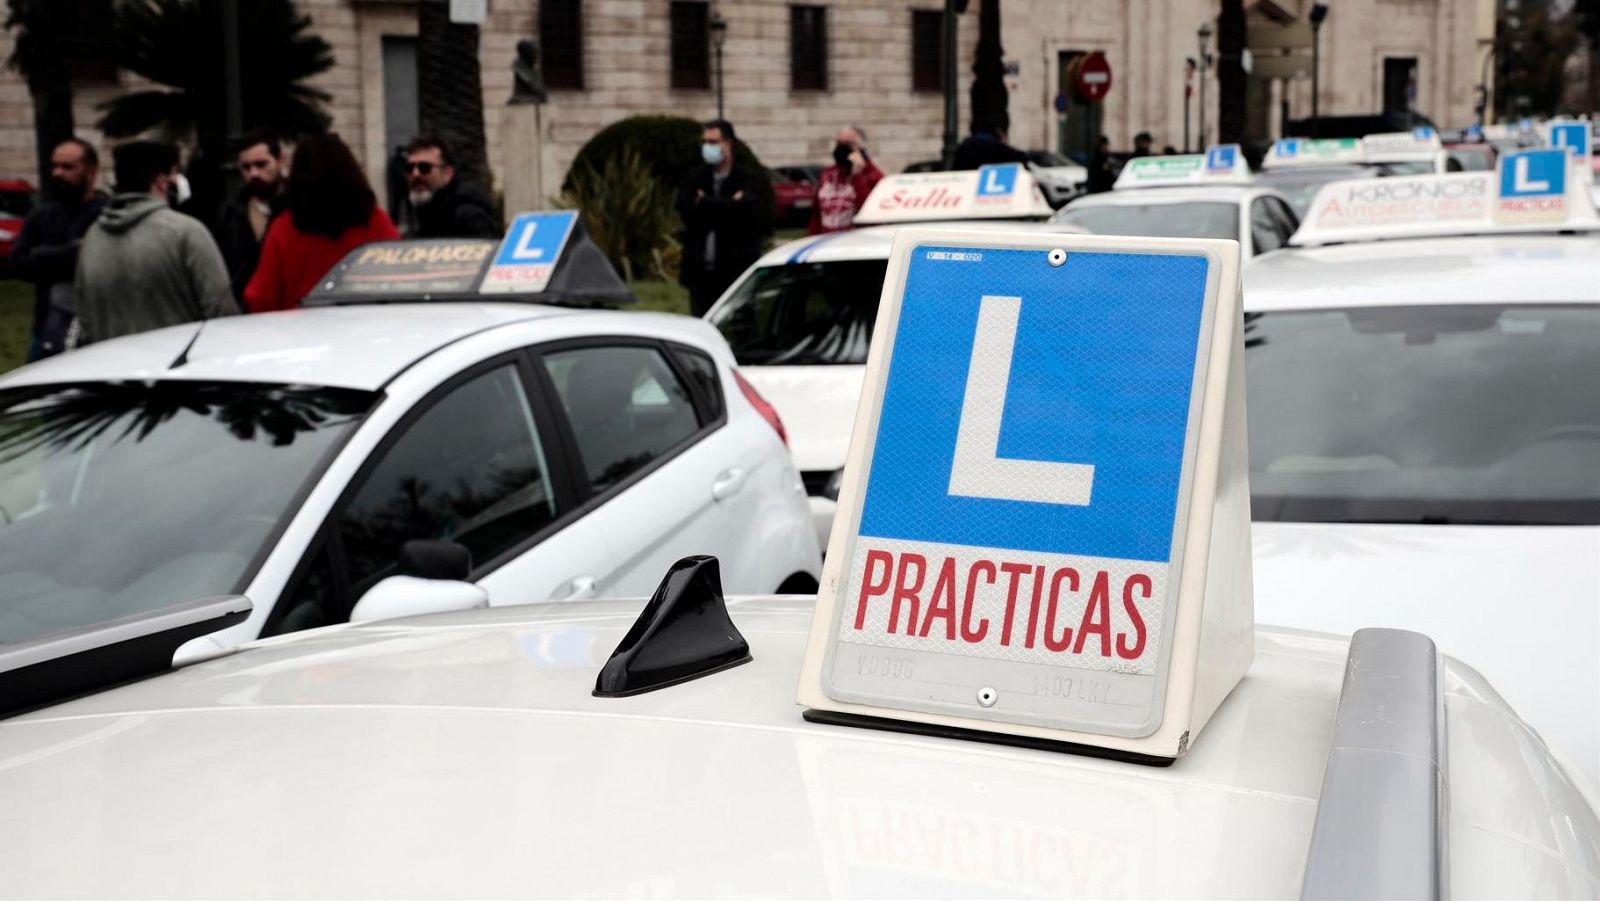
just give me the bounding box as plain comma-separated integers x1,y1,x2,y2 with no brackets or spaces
1301,628,1445,900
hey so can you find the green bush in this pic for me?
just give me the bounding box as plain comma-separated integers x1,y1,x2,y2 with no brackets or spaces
564,115,776,261
558,148,680,282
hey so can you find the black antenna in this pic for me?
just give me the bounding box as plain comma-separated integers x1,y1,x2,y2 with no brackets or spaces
594,556,751,697
167,321,206,370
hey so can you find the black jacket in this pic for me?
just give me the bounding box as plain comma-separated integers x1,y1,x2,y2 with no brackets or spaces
413,179,502,239
676,164,763,287
212,191,285,302
951,133,1030,170
9,192,109,351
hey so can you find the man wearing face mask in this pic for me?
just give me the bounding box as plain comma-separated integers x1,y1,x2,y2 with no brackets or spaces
212,130,288,304
807,125,883,235
9,138,108,361
678,119,762,317
74,140,236,346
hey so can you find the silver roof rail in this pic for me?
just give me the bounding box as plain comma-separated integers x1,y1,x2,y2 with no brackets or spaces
1301,628,1446,901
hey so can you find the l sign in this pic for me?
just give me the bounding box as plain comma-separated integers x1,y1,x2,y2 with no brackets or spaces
1513,156,1549,193
512,223,544,260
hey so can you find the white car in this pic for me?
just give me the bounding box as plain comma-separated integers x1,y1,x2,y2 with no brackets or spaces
0,596,1594,897
1025,149,1090,207
1050,184,1301,257
1245,158,1600,796
0,302,820,652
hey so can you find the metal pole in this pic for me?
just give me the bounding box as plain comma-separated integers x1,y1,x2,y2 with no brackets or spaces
715,39,725,120
1184,94,1191,153
221,0,244,188
1198,66,1206,148
1311,27,1320,137
940,0,959,168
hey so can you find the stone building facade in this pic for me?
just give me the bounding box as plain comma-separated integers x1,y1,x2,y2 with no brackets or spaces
0,0,1493,198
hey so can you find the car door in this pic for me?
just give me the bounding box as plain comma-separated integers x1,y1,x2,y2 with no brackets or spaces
533,338,764,597
265,354,614,635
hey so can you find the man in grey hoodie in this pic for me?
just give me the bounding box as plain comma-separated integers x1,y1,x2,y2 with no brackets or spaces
74,141,237,346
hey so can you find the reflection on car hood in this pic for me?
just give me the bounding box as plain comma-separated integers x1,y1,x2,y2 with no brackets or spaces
1252,520,1600,799
0,598,1595,897
739,365,864,472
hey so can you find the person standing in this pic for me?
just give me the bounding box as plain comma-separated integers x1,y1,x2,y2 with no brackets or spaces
808,125,883,235
1087,136,1117,193
678,119,762,317
212,130,288,304
74,141,236,344
245,133,399,313
952,115,1030,170
1131,131,1155,158
9,138,108,361
403,135,501,239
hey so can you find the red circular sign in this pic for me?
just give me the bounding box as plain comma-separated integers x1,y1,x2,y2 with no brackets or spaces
1074,53,1113,103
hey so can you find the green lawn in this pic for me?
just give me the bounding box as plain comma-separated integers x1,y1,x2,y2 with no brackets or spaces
0,280,30,376
629,279,689,315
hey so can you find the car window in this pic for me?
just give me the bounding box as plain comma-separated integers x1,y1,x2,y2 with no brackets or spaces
338,364,558,598
268,543,339,636
1250,200,1284,254
0,382,374,644
1266,198,1300,242
544,346,701,492
1246,304,1600,525
709,259,889,366
671,346,725,422
1051,201,1240,242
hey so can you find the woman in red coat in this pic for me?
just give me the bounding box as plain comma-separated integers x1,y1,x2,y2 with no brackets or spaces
245,133,399,313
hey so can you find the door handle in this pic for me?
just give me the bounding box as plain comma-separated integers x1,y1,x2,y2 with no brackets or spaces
711,467,747,502
553,576,598,601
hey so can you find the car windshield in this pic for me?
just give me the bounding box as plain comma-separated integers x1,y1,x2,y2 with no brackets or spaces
0,381,375,643
1256,167,1373,217
1246,304,1600,525
1447,147,1494,171
710,258,889,365
1052,201,1238,241
1029,150,1074,167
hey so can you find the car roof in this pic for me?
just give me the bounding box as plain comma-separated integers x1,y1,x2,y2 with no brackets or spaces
1245,234,1600,311
0,303,646,392
1062,185,1271,208
0,598,1344,897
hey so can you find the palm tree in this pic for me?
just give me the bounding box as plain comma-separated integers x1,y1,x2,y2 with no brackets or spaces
4,0,80,186
416,0,491,189
97,0,333,214
968,0,1007,135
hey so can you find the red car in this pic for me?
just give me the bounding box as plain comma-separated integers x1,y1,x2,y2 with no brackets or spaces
0,179,37,264
769,166,818,228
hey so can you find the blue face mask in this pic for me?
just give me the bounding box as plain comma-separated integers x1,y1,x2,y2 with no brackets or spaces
702,142,725,166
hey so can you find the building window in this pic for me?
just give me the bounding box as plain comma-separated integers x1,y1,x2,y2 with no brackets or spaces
790,5,828,92
670,1,711,90
541,0,585,90
911,9,943,93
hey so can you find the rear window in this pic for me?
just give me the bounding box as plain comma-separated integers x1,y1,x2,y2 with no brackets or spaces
709,259,889,366
1052,201,1238,242
1247,304,1600,525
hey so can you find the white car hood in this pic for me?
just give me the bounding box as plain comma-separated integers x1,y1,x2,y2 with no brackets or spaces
1253,521,1600,798
739,365,864,473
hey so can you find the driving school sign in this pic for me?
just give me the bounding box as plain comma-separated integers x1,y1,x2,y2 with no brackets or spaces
480,210,579,294
798,229,1252,760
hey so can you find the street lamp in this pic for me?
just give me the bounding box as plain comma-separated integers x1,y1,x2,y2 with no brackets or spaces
709,12,728,120
1183,57,1196,153
1197,23,1212,148
1309,2,1328,137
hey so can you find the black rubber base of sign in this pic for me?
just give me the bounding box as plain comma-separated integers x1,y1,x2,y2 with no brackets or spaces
801,708,1179,768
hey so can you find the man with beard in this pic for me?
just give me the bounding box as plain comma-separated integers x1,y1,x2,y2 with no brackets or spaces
9,138,108,360
212,130,287,305
403,135,501,239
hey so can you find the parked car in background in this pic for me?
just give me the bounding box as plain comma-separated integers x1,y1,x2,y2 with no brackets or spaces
770,166,819,228
0,179,37,267
1024,148,1089,207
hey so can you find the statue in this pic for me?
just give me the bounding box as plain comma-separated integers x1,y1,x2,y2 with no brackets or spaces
509,38,548,105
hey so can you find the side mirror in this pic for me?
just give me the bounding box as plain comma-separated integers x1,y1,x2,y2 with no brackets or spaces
349,539,485,624
349,575,488,624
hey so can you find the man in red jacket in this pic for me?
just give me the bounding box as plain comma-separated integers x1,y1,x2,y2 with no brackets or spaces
807,125,884,235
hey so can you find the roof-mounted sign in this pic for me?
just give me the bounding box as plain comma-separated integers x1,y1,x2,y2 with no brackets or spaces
1361,130,1446,169
853,165,1054,225
1262,137,1363,169
305,210,635,307
1289,148,1600,246
1113,144,1251,189
797,229,1253,764
1543,120,1593,176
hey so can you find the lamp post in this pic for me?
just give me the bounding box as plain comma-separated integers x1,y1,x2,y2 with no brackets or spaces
1183,57,1196,153
221,0,243,193
1197,23,1212,148
1309,2,1328,137
709,12,728,120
